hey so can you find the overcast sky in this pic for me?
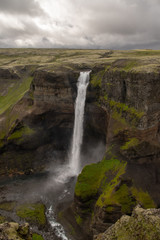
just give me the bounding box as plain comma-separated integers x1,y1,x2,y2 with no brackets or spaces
0,0,160,49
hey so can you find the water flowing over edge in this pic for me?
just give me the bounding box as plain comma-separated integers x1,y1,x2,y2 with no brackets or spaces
48,71,90,239
69,71,90,175
55,71,90,184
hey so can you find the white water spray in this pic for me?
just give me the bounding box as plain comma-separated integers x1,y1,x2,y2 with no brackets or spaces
69,71,90,175
47,206,69,240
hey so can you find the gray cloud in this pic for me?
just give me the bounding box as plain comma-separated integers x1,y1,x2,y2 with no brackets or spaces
0,0,160,49
0,0,43,16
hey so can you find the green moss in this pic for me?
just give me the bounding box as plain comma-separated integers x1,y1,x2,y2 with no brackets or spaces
106,206,115,212
104,98,144,120
0,108,18,141
122,60,138,71
0,76,33,115
0,140,4,148
114,184,135,213
32,233,44,240
121,138,139,150
16,203,46,226
76,215,82,225
112,110,128,126
96,163,127,209
97,185,155,215
75,157,124,201
103,94,108,101
101,96,144,134
0,215,6,223
0,201,16,211
8,125,34,141
90,70,105,87
97,183,135,214
131,187,156,208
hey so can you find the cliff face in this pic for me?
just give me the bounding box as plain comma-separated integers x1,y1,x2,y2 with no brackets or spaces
0,67,106,179
72,69,160,238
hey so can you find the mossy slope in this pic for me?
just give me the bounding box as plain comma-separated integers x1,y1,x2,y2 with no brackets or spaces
74,150,156,237
16,203,46,227
0,76,33,115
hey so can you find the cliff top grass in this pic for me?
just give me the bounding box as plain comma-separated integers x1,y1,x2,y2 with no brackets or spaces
0,48,160,73
0,76,33,115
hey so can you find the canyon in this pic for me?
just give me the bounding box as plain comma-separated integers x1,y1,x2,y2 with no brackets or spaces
0,49,160,240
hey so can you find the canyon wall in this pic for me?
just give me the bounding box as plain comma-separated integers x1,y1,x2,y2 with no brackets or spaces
71,68,160,239
0,49,160,240
0,67,106,179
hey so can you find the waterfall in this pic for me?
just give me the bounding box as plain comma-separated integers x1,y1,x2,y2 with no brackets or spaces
69,71,90,175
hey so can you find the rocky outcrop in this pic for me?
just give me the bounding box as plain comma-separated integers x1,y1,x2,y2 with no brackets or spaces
0,222,32,240
94,205,160,240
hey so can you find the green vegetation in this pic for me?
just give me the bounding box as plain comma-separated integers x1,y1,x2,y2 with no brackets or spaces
106,206,115,212
0,108,18,141
97,182,155,214
100,96,144,134
103,97,144,120
112,110,129,134
0,201,16,211
101,184,135,214
0,49,160,73
90,70,105,87
76,215,82,225
97,180,155,214
75,157,126,201
131,187,156,208
32,233,44,240
0,76,33,115
96,162,127,209
16,203,46,226
0,215,6,223
121,138,139,150
75,151,155,215
8,125,34,141
122,60,138,71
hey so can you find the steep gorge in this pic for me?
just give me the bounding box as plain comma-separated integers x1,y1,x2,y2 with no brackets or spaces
0,49,160,240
